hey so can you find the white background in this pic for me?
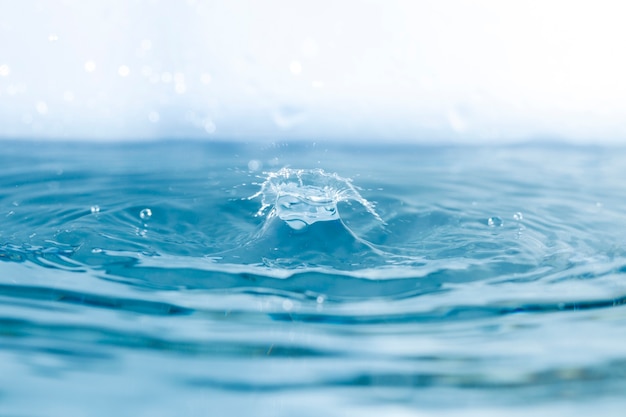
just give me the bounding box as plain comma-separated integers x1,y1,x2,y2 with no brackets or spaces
1,0,625,143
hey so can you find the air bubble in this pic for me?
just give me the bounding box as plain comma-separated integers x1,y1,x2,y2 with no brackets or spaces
282,299,294,311
139,208,152,220
488,216,503,227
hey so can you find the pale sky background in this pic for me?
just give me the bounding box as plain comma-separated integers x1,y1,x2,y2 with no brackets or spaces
1,0,625,143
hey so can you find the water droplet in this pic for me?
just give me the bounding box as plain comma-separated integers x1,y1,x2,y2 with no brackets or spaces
0,64,10,76
316,295,325,304
301,38,319,58
488,216,503,227
48,34,59,42
200,73,212,84
139,208,152,220
285,219,308,231
161,72,172,83
204,119,216,134
36,101,48,115
289,60,302,75
447,108,467,133
513,212,523,221
118,65,130,77
84,60,96,72
272,105,306,129
250,168,383,229
140,39,152,51
248,159,262,172
91,248,102,254
174,72,185,84
90,205,100,214
174,83,187,94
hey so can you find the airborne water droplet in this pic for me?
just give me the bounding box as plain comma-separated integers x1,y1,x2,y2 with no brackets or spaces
488,216,503,227
139,208,152,220
90,205,100,214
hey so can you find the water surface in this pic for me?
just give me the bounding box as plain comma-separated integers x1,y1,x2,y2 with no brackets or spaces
1,140,626,416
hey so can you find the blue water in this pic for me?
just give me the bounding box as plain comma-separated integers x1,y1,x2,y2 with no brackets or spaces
2,140,626,416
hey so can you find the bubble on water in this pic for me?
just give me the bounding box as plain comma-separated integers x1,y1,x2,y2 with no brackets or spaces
250,168,383,230
90,205,100,214
513,212,523,221
139,208,152,220
91,248,102,254
488,216,503,227
248,159,262,172
316,295,325,304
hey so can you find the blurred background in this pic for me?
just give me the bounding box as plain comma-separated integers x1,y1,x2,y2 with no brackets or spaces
1,0,625,143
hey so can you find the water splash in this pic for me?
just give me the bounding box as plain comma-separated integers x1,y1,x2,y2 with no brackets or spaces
249,168,383,230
